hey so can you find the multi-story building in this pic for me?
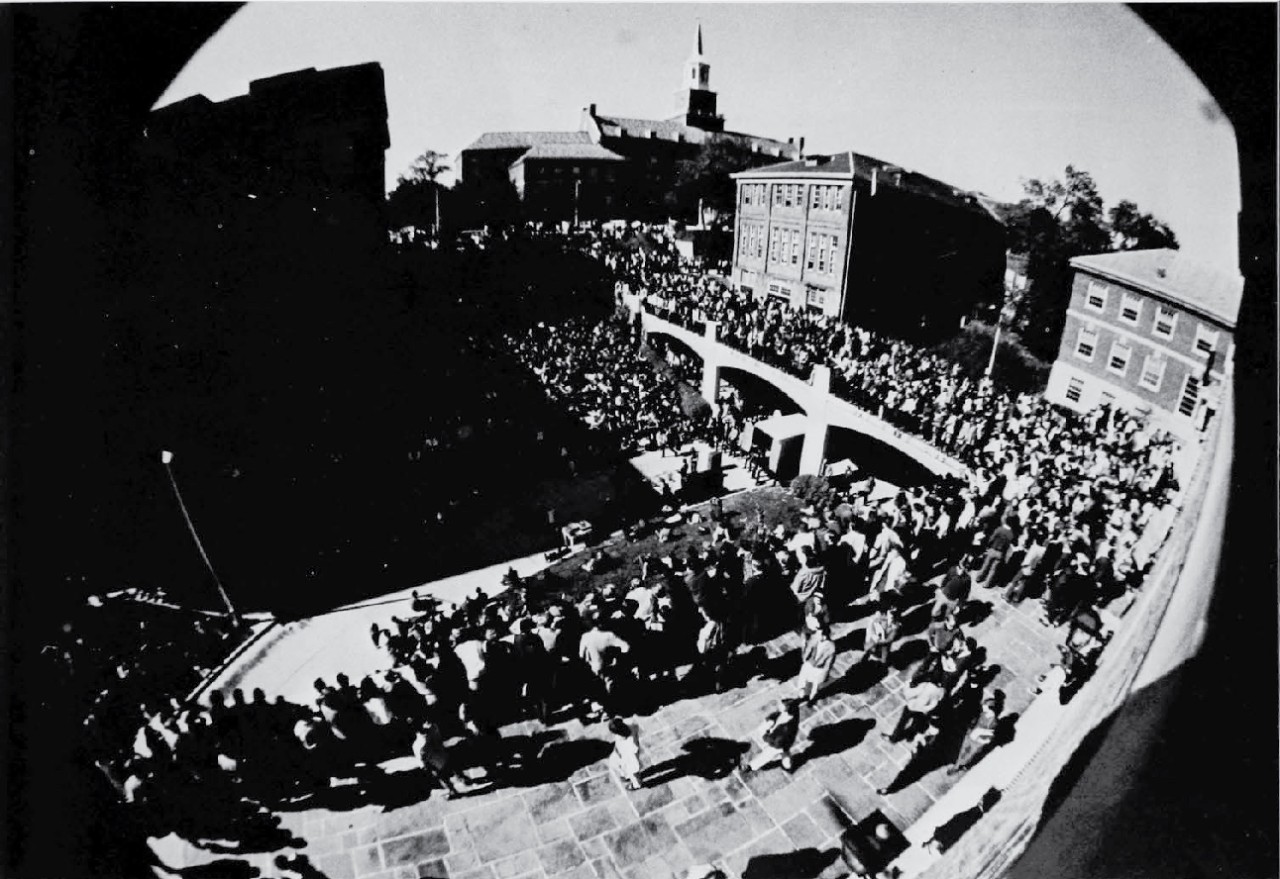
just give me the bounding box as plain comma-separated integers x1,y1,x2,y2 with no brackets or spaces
1044,248,1243,441
459,24,800,221
729,153,1005,337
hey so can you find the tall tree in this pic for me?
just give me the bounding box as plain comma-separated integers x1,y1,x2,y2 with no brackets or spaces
665,139,773,226
1004,166,1178,360
388,150,451,235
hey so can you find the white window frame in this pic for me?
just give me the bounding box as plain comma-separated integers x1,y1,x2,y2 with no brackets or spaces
1119,291,1143,326
1193,323,1221,358
1065,377,1085,404
1085,281,1109,313
1139,353,1166,392
806,287,826,307
1107,339,1132,376
790,229,800,265
1075,324,1099,361
806,232,817,270
1153,304,1178,339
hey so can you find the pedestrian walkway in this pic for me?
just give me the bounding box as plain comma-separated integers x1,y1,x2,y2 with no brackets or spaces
154,575,1061,879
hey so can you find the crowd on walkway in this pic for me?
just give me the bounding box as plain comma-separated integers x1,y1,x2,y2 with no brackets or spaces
94,223,1192,879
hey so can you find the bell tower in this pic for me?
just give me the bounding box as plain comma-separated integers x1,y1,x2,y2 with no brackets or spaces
673,22,723,132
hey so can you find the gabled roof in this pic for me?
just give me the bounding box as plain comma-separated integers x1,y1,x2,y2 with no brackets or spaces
732,152,997,220
591,113,798,157
462,130,593,152
511,143,626,164
1070,248,1243,328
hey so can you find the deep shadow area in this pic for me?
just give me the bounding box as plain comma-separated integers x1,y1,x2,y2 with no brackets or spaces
742,847,840,879
794,717,876,770
642,736,750,785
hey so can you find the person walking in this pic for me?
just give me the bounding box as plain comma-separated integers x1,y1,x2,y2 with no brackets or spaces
742,698,802,773
607,717,644,791
412,720,468,799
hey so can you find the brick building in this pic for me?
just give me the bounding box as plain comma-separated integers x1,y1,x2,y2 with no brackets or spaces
1043,248,1243,442
729,152,1005,337
459,24,800,221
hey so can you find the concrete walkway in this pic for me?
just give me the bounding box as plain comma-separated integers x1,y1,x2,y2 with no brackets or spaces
153,572,1061,879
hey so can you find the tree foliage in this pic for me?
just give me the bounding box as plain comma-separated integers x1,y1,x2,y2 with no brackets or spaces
1004,166,1179,360
665,139,775,226
387,150,452,234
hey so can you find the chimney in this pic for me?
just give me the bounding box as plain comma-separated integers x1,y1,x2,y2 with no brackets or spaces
797,136,805,156
588,103,597,116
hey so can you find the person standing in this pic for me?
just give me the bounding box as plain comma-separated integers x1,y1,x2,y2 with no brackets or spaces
607,717,644,791
949,690,1004,774
797,616,837,703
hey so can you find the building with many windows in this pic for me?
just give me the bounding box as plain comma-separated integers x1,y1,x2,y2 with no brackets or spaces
1044,248,1243,441
729,152,1005,337
459,24,800,221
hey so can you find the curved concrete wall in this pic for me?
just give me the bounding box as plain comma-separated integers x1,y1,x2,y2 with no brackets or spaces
631,302,969,480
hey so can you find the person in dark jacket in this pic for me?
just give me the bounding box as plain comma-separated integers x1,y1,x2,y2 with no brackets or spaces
743,697,802,772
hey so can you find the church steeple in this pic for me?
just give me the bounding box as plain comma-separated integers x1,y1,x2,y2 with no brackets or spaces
674,20,723,131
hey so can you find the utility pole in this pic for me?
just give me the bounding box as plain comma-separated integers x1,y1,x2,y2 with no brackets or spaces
160,450,242,628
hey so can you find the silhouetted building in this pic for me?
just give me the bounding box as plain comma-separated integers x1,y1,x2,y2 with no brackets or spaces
1045,248,1242,441
729,152,1005,336
141,61,390,254
460,24,800,221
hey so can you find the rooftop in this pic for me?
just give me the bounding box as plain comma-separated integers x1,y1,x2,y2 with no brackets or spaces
591,112,799,157
511,142,627,164
1070,248,1244,328
463,130,594,152
733,152,998,219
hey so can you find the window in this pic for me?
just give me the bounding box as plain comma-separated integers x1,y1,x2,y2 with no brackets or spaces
1120,292,1142,325
810,186,821,210
740,225,749,253
820,186,832,211
806,232,818,270
806,287,826,307
790,230,800,265
1066,377,1085,404
1139,354,1166,392
817,236,828,274
769,227,779,262
773,186,783,206
1177,374,1200,417
1154,305,1177,339
834,187,844,210
1075,324,1099,361
1107,340,1132,375
1085,281,1108,313
1193,324,1221,358
783,186,793,208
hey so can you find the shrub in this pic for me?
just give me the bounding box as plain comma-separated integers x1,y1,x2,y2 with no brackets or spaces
789,474,833,507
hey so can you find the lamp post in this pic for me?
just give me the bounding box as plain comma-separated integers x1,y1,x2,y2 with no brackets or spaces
573,178,581,228
985,291,1018,380
160,450,242,628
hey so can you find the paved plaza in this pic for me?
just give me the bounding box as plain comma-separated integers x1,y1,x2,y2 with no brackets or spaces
156,558,1062,879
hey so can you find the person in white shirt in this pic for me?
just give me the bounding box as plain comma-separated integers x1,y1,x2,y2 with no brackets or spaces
607,717,644,790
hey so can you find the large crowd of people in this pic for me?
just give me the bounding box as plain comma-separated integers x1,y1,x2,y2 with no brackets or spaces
89,222,1194,878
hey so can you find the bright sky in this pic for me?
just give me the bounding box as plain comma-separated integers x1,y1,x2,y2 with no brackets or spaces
157,2,1240,270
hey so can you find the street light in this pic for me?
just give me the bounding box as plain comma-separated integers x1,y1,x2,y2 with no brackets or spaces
160,449,242,628
985,290,1018,380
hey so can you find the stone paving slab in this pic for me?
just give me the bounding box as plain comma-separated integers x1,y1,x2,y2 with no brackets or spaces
154,582,1063,879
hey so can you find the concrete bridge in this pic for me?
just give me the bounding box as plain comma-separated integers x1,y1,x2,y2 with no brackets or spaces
623,295,968,481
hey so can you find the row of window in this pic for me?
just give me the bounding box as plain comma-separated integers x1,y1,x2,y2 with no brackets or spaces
1084,281,1221,356
1064,373,1200,417
740,182,845,212
738,222,842,275
1074,325,1170,392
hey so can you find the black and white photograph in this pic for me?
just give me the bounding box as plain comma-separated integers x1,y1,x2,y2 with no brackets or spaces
7,4,1277,879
